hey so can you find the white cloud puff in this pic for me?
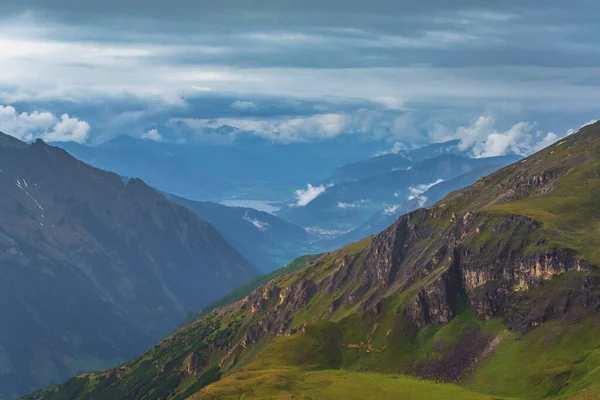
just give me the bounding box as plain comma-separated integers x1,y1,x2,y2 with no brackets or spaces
40,114,91,144
294,183,328,206
0,105,90,143
375,141,409,156
433,116,570,158
384,204,401,215
243,213,269,231
407,179,444,200
141,128,163,141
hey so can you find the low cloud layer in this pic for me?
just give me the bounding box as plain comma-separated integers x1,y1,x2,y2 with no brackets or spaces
407,179,444,200
141,128,163,142
0,105,90,143
294,184,328,206
432,116,570,158
176,113,353,143
243,213,269,232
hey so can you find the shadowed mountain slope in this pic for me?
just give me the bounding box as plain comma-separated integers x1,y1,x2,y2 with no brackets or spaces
0,133,259,399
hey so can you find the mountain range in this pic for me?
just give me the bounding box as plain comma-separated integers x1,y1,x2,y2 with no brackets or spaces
166,195,318,272
57,135,352,202
24,121,600,399
0,133,259,399
279,154,521,232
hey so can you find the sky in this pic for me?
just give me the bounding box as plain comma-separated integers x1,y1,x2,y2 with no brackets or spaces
0,0,599,156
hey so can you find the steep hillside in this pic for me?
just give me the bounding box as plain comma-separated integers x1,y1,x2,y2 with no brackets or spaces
23,122,600,400
0,134,259,399
185,254,323,324
167,196,317,272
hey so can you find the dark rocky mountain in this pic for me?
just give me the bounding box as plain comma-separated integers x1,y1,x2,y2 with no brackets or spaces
26,122,600,399
279,154,521,232
0,133,259,399
166,195,318,272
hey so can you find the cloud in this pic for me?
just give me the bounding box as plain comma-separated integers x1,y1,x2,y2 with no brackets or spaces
243,213,269,231
384,204,401,215
337,200,367,209
374,96,405,110
433,116,570,158
294,183,328,206
176,113,353,142
39,114,90,143
141,128,163,141
0,4,598,146
471,124,559,158
0,105,90,143
230,100,257,110
407,179,444,200
375,141,409,156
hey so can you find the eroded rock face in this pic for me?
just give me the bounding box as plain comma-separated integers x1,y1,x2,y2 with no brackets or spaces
361,209,432,288
358,209,596,330
182,352,204,375
247,285,281,314
279,279,317,311
406,265,461,328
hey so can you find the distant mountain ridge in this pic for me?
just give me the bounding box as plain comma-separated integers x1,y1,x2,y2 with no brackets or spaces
0,133,259,399
167,195,318,272
324,140,465,184
57,135,341,201
279,153,521,231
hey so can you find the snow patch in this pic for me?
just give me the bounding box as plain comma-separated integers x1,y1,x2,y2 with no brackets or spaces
16,179,44,211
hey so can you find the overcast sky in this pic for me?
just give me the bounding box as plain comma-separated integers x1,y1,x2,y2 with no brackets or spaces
0,0,598,155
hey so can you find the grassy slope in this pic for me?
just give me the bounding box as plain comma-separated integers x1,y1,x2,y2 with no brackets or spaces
185,254,323,323
23,123,600,400
197,369,502,400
